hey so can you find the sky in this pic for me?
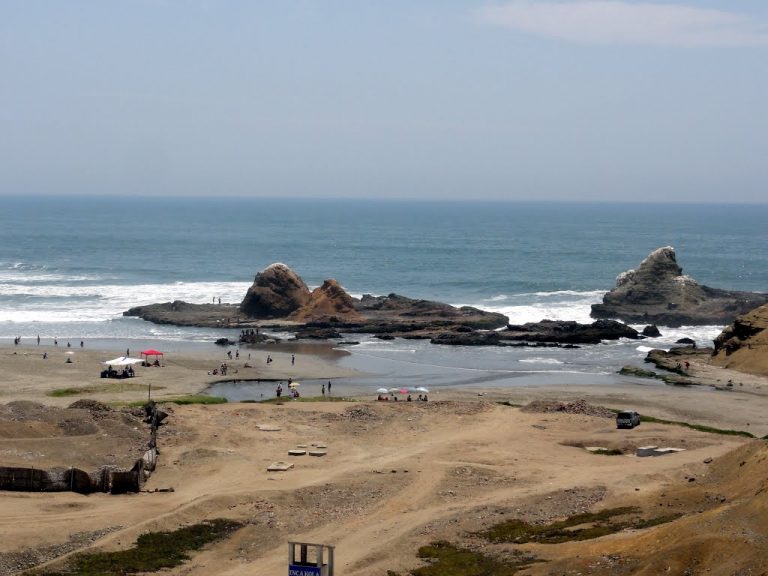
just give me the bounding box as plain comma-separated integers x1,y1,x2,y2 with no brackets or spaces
0,1,766,202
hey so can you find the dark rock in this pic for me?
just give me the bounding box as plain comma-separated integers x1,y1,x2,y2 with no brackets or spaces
124,300,242,327
294,327,343,340
502,319,639,344
431,331,501,346
642,325,661,337
215,338,234,346
355,293,508,331
430,319,635,347
591,247,768,327
676,337,696,345
240,263,311,319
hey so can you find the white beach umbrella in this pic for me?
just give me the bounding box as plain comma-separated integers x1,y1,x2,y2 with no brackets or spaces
376,388,389,394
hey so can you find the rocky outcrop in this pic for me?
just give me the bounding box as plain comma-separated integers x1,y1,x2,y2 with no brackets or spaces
289,279,362,323
124,301,245,327
711,304,768,376
503,319,639,344
431,319,638,346
240,263,311,319
642,325,661,337
355,293,508,331
126,267,509,336
591,247,768,327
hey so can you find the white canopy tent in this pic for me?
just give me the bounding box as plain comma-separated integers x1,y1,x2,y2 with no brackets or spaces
102,356,143,367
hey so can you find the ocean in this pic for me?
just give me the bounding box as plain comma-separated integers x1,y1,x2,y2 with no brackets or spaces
2,196,767,391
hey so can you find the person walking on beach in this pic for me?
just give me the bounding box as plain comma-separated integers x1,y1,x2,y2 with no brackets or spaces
327,380,332,395
80,340,84,348
37,335,40,345
291,354,295,365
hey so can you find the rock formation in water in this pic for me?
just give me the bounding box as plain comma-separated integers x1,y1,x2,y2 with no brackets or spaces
591,247,768,327
289,279,362,323
240,263,311,319
125,264,509,335
431,319,638,346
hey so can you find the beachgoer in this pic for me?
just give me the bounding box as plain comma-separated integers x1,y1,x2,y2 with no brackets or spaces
423,394,428,402
328,380,332,394
218,297,221,305
65,357,72,363
42,352,47,359
227,350,232,359
321,383,325,396
684,361,690,370
37,335,40,345
407,394,412,402
291,354,295,365
67,341,71,348
235,349,239,359
54,338,58,346
126,348,130,357
80,340,84,348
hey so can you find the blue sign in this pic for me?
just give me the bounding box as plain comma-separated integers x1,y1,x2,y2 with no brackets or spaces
288,566,321,576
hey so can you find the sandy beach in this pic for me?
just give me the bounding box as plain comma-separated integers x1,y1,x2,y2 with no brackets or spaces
2,342,768,575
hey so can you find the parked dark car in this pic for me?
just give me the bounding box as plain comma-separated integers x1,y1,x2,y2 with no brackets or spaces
616,410,641,429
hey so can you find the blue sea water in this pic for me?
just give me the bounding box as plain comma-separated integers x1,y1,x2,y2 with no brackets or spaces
1,196,767,340
1,196,767,393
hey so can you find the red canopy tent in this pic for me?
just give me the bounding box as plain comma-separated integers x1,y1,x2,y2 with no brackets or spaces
140,349,164,365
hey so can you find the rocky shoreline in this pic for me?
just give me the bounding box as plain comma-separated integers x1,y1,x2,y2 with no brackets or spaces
125,250,768,350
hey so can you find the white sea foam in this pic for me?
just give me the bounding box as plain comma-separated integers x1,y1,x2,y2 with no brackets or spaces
464,289,604,325
0,280,251,324
518,357,564,365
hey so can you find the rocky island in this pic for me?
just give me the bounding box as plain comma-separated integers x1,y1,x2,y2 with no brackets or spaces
124,263,510,337
591,247,768,327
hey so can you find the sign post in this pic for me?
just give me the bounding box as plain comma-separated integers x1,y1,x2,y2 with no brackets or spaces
288,541,334,576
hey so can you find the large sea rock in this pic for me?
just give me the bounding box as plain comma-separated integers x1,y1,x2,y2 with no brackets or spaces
240,263,311,319
591,247,768,327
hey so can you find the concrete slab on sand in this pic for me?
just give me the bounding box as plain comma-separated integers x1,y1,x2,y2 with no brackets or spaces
309,450,327,457
288,449,307,456
257,424,282,432
267,461,294,472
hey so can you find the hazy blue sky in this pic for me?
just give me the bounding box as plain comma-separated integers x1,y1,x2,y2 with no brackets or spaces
1,1,766,201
